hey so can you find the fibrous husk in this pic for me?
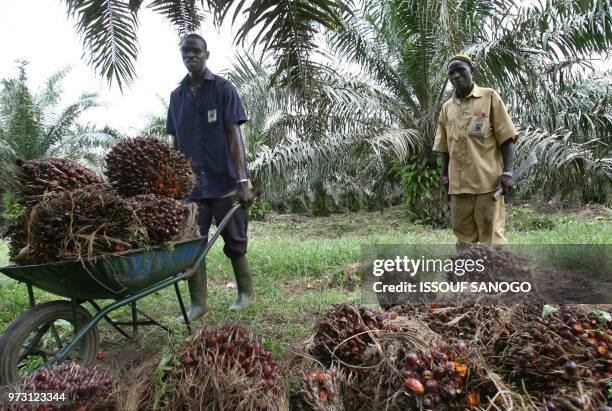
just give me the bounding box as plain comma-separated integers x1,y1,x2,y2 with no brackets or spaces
290,367,346,410
395,301,528,343
12,362,115,410
104,137,195,199
310,304,392,370
308,304,497,410
448,244,533,283
4,211,30,263
342,338,494,410
27,184,145,263
171,201,201,242
493,305,612,409
15,158,104,206
150,322,287,411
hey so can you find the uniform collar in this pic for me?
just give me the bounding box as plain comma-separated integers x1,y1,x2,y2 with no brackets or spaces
453,84,483,101
180,68,215,86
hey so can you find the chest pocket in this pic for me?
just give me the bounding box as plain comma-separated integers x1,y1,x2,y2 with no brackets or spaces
468,116,489,137
468,91,493,139
205,108,218,124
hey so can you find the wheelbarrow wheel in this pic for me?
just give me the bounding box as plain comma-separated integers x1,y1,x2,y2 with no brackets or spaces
0,300,99,384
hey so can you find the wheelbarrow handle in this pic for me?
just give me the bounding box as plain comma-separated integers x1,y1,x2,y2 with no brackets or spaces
189,202,242,272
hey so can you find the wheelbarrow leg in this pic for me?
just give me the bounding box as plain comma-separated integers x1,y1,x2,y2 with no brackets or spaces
131,302,138,335
49,273,192,366
174,283,192,335
26,283,35,308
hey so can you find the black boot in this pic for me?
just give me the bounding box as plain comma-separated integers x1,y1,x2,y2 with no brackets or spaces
177,261,208,321
229,255,254,311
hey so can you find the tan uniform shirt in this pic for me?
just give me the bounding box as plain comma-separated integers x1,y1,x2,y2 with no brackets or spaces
433,85,518,195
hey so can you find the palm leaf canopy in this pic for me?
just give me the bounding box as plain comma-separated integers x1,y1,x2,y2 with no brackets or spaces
63,0,352,92
0,61,117,188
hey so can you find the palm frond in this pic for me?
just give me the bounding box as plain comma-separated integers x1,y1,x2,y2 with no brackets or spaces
0,139,17,191
0,72,42,159
36,66,72,111
149,0,203,36
229,0,350,93
515,126,611,200
49,124,123,172
64,0,140,91
42,92,99,153
1,64,111,185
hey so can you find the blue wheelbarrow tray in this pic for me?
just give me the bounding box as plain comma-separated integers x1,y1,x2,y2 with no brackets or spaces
0,237,208,300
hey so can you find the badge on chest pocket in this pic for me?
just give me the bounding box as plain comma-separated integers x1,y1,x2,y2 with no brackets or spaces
207,109,217,123
469,116,487,137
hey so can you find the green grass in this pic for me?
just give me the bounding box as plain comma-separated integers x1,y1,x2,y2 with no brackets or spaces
0,241,8,267
0,205,610,367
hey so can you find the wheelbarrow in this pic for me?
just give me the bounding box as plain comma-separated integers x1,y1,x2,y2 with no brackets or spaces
0,204,241,384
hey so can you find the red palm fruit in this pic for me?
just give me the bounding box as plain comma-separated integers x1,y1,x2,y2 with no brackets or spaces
421,369,433,380
404,378,425,394
424,380,438,393
405,352,420,367
467,391,480,406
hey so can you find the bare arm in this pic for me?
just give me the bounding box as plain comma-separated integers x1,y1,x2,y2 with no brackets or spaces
500,139,514,173
227,124,253,208
497,139,515,197
440,153,450,182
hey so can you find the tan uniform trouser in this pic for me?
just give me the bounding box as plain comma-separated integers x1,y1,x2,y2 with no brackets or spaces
451,193,507,245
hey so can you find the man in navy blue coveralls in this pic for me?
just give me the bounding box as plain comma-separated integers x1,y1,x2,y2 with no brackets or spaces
166,33,255,320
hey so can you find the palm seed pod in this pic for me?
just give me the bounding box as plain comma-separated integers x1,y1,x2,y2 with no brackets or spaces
104,137,195,199
156,322,286,410
311,304,387,368
290,368,346,410
4,212,30,264
28,184,144,262
495,305,611,408
131,194,187,244
17,362,114,410
15,158,104,206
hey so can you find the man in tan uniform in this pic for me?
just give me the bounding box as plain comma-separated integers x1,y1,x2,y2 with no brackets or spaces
433,54,518,244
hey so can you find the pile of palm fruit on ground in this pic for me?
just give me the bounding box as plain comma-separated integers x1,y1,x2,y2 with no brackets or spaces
108,301,610,410
290,302,612,410
119,322,286,410
3,137,198,265
9,363,115,410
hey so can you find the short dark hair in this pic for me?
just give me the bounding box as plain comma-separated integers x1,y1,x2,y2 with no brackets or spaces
180,33,207,50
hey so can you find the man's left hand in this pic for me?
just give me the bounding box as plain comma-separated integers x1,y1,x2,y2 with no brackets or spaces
497,174,514,195
236,182,254,208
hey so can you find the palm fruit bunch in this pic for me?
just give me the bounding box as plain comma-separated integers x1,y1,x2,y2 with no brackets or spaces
395,301,511,343
163,322,283,410
4,212,30,264
28,184,143,262
131,194,187,243
342,339,489,410
104,137,195,199
495,305,612,409
15,158,104,206
448,245,532,282
311,304,388,368
17,363,114,410
290,368,345,410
